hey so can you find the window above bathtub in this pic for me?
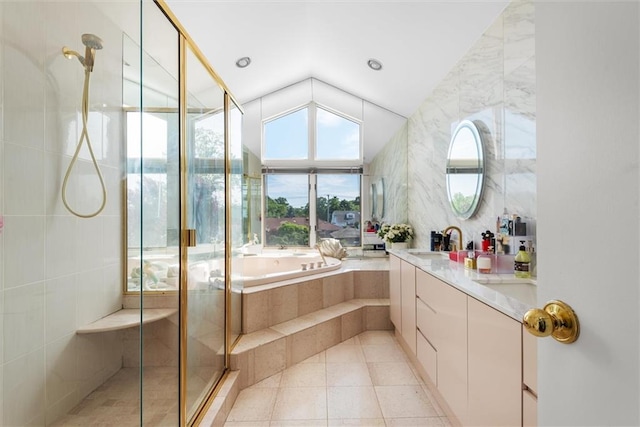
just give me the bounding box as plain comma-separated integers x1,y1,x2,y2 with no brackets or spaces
263,171,362,249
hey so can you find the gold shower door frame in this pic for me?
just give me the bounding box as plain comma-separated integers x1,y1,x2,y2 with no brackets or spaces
154,1,242,425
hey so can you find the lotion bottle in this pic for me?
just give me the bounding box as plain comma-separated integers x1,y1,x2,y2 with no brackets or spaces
514,240,531,278
477,252,493,274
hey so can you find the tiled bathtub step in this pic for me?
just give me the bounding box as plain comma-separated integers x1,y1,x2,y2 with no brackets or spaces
243,270,390,334
231,298,391,390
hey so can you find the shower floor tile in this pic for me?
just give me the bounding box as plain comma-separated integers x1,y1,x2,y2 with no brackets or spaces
52,367,181,427
224,330,452,427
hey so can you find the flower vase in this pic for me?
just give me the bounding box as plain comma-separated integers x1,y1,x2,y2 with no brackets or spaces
390,241,409,250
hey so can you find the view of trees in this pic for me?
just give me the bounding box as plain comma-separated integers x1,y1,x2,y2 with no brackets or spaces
316,196,360,223
267,221,310,246
266,195,360,246
450,192,474,215
266,197,308,218
266,196,360,221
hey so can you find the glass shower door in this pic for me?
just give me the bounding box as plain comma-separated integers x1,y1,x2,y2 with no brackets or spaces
182,43,227,422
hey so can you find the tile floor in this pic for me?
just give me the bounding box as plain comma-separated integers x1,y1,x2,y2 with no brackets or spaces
52,367,180,426
224,330,452,426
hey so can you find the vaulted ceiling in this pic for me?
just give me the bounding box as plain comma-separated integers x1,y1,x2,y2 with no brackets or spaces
164,0,509,160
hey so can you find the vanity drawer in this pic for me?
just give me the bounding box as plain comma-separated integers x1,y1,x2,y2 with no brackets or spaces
416,295,437,344
416,269,434,302
416,268,457,312
417,329,437,385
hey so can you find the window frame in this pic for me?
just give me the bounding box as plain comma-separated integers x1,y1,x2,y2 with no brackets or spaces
262,101,363,168
260,102,364,249
125,107,227,251
262,170,363,249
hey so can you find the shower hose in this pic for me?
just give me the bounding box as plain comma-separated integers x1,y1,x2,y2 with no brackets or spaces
61,68,107,218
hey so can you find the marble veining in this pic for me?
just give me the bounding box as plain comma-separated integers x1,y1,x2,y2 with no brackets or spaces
370,0,536,252
504,0,535,75
390,249,533,321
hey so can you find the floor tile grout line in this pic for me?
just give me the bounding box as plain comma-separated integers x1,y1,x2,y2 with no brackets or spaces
365,340,388,424
226,330,451,426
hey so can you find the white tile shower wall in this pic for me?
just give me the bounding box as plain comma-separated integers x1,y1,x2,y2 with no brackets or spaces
1,1,128,424
370,0,536,250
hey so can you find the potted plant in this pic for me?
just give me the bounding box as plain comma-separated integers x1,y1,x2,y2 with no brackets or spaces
378,223,414,249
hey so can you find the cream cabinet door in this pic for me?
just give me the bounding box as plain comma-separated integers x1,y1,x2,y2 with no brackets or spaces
417,270,467,424
523,324,537,426
523,324,537,394
468,297,522,427
389,255,402,330
400,260,416,355
523,389,538,427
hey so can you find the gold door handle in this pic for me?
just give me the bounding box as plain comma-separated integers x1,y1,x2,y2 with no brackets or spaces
523,300,580,344
182,229,197,247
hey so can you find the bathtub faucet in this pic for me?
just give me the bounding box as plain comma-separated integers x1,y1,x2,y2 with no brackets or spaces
314,244,328,267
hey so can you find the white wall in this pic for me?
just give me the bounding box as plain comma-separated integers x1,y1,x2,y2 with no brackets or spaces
0,1,130,424
536,2,639,425
370,0,535,251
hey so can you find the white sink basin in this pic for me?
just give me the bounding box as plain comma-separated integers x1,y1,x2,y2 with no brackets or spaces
480,281,537,307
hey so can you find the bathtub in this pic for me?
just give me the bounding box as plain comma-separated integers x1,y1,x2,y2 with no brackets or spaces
137,251,343,290
238,252,342,287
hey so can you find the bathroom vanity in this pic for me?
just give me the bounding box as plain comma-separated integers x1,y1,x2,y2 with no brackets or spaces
389,249,537,427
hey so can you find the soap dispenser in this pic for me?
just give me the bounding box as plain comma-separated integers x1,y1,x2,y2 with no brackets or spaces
514,240,531,278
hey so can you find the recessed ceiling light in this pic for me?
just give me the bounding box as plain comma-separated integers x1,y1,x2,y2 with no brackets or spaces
367,59,383,71
235,56,251,68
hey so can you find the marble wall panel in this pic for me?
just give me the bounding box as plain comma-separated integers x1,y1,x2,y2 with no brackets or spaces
371,0,536,251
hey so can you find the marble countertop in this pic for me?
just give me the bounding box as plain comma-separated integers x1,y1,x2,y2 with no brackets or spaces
388,249,536,322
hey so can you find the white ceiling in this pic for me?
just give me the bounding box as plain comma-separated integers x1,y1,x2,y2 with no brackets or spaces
164,0,509,159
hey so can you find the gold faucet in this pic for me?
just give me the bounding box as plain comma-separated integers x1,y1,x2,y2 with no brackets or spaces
443,226,463,252
315,243,328,266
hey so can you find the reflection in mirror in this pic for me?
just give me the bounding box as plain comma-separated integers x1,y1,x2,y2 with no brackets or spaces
446,120,486,219
370,182,377,218
369,178,384,220
375,178,384,219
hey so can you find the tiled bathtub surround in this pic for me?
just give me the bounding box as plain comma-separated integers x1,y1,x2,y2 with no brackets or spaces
369,0,536,249
233,262,393,393
232,299,392,389
243,268,390,334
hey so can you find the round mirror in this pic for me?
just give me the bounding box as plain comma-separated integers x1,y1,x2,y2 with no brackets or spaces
446,120,486,219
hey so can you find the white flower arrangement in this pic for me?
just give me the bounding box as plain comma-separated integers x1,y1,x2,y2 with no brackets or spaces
377,223,414,243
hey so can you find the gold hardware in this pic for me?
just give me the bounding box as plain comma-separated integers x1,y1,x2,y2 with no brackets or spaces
464,257,476,270
523,300,580,344
443,225,463,252
183,228,197,247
